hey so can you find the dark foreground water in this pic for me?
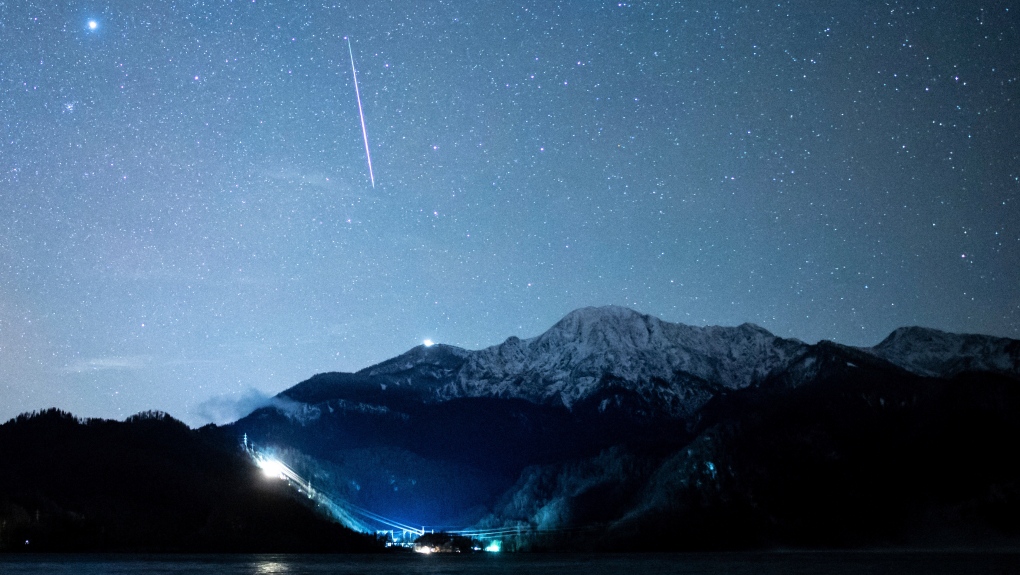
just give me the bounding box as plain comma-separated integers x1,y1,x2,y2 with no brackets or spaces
1,551,1018,575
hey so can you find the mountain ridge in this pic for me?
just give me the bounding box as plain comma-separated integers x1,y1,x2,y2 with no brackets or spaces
7,307,1018,552
230,306,1020,550
865,325,1020,380
281,306,1019,418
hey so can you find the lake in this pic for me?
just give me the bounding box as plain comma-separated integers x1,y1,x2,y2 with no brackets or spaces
1,551,1018,574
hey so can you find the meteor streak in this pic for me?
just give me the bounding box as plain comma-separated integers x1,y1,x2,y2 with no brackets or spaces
346,36,375,188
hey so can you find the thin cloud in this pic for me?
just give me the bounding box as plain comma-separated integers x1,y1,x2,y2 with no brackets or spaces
61,356,152,373
194,387,306,425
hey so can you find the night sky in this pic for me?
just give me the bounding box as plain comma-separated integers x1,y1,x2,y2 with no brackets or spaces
2,1,1018,426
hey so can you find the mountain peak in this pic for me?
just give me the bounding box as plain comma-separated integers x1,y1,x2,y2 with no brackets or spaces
877,325,954,345
549,306,776,343
540,306,662,352
266,307,1018,422
736,322,773,336
868,326,1020,379
359,343,470,379
359,344,469,389
554,305,649,325
442,306,806,414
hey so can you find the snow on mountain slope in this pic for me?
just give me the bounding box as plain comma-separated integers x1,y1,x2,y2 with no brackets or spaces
866,326,1020,379
435,306,809,414
358,343,470,387
281,308,1018,421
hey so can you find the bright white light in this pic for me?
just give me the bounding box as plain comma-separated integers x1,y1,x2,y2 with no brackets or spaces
258,458,285,479
88,20,98,30
484,540,501,552
423,339,434,347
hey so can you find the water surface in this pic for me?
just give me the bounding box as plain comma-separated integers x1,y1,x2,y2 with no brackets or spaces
1,551,1018,574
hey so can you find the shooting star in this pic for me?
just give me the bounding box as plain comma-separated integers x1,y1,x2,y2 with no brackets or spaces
346,36,375,188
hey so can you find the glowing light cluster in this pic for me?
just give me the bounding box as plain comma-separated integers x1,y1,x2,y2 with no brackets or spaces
484,540,501,553
258,458,286,479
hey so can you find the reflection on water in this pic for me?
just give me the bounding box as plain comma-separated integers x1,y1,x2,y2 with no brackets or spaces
252,560,291,574
0,552,1018,575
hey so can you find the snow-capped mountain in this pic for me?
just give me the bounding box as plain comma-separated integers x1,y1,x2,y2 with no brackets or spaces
234,307,1020,549
441,306,808,414
864,326,1020,380
282,306,1019,419
344,306,810,418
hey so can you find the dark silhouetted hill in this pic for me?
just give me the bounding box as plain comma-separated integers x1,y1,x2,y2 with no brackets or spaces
0,409,380,552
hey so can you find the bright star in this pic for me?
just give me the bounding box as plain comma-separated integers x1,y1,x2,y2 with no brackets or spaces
423,339,434,347
88,20,98,30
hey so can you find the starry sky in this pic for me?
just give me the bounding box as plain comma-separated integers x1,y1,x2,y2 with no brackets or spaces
2,1,1018,426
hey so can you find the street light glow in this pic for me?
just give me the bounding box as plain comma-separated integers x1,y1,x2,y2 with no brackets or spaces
258,458,285,479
